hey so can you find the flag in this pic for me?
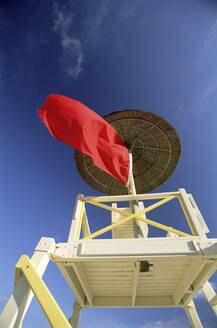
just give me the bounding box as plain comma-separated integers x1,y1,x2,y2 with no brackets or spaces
38,94,130,185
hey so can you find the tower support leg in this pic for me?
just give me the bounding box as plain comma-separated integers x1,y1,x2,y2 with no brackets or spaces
69,302,82,328
202,281,217,316
184,300,203,328
0,237,55,328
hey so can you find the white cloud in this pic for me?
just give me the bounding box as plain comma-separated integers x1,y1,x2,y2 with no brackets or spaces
52,0,112,79
85,323,127,328
60,37,83,78
0,294,7,303
81,0,112,51
141,318,186,328
52,1,138,79
191,78,217,113
82,315,186,328
203,18,217,53
83,319,187,328
198,80,217,105
83,317,128,328
53,2,84,79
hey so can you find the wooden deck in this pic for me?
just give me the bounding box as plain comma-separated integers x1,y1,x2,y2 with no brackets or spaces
52,237,217,308
80,259,188,296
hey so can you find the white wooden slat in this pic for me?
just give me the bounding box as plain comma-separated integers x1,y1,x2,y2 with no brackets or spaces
139,277,179,281
86,276,132,281
83,262,132,267
93,290,131,294
91,281,131,285
93,295,174,307
74,258,192,266
85,272,132,276
92,288,131,292
86,276,132,280
114,233,134,237
84,265,187,272
137,293,173,297
93,290,131,293
139,281,179,285
91,286,131,290
93,287,131,291
138,287,175,291
139,283,177,287
71,263,93,305
93,295,131,297
137,290,174,294
114,229,134,232
84,268,133,273
138,290,174,294
84,267,133,272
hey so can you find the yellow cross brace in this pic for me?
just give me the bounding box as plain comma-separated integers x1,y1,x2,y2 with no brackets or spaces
15,255,72,328
83,196,189,239
135,216,189,237
81,208,90,237
85,195,176,217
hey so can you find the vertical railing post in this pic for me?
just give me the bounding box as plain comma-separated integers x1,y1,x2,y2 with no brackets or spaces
202,281,217,316
179,189,206,238
68,194,84,242
69,302,82,328
184,301,203,328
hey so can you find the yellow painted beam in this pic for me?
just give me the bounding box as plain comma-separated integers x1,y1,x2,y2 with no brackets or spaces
15,255,72,328
81,207,91,237
83,196,176,240
85,196,176,218
134,216,190,237
85,199,126,216
82,213,134,240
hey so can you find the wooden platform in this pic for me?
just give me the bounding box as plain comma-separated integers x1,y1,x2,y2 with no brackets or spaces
52,237,217,308
1,189,217,328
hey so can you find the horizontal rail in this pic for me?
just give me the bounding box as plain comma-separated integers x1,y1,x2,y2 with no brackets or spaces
82,191,180,203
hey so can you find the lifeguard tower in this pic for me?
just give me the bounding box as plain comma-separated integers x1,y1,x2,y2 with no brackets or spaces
1,110,217,328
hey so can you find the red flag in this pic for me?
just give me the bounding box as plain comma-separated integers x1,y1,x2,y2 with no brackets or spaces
38,94,130,185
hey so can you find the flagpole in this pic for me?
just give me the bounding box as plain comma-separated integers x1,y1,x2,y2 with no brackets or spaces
128,153,136,195
128,153,146,238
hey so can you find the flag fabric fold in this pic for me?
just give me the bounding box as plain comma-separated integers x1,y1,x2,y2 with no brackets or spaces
38,94,130,185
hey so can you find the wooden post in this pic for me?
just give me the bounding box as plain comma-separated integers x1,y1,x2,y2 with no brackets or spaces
202,281,217,316
69,302,82,328
68,194,84,242
0,238,55,328
184,301,203,328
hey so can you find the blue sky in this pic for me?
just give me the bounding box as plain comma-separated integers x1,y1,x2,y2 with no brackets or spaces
0,0,217,327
